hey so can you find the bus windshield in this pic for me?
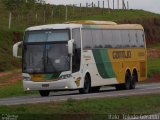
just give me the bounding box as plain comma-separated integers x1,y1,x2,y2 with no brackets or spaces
23,30,70,74
24,29,70,43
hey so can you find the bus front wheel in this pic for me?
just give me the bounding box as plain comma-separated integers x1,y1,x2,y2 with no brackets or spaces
39,90,50,97
79,74,91,94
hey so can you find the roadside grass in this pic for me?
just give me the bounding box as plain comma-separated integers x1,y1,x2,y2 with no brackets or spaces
81,10,160,22
0,81,38,98
147,43,160,49
147,57,160,77
0,69,38,98
0,94,160,120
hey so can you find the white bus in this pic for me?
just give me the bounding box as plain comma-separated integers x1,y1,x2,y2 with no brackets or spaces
13,21,147,96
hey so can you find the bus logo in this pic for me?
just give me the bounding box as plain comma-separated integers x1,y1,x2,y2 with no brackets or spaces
113,51,132,59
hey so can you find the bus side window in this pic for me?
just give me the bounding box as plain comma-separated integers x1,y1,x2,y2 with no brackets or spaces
102,30,113,48
137,30,145,48
112,30,123,48
82,29,93,49
92,29,103,48
121,30,130,48
129,30,137,48
72,28,81,73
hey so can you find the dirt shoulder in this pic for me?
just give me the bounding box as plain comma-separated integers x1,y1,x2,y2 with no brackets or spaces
0,71,21,87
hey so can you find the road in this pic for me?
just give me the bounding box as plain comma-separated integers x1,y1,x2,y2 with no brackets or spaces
0,83,160,106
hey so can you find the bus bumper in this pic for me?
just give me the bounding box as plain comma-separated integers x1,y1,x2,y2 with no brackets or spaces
23,78,79,91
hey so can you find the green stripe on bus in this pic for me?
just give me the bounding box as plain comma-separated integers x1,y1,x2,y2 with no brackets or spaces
92,49,115,78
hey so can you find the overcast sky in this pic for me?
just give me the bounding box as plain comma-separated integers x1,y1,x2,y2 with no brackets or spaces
44,0,160,14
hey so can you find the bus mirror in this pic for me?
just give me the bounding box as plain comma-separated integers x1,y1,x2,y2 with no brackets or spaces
68,39,74,55
13,41,23,58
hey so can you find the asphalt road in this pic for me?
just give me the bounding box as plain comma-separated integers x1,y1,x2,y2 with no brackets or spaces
0,83,160,106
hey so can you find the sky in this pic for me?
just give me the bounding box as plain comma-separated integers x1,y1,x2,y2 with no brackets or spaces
44,0,160,14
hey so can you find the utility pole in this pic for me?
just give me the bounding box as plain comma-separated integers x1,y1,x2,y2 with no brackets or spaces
117,0,119,9
102,1,104,14
113,0,114,9
8,12,12,29
86,3,88,15
127,1,129,10
65,5,68,21
98,1,100,8
108,0,110,9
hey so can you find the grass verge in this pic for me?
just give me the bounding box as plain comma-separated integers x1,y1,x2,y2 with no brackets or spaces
0,94,160,120
147,57,160,77
0,81,37,98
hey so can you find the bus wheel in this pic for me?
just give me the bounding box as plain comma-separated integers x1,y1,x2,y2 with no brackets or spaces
91,87,100,93
39,90,50,97
130,73,137,89
124,71,131,90
79,74,91,94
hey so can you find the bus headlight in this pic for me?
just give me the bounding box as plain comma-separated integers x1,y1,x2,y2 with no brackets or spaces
59,74,72,80
23,76,31,81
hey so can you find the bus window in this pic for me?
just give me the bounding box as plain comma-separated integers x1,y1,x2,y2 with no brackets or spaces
121,30,130,48
72,28,81,48
82,29,93,49
25,31,46,43
129,30,137,47
92,29,103,48
102,30,113,48
72,28,81,73
47,30,69,42
112,30,122,48
137,30,144,47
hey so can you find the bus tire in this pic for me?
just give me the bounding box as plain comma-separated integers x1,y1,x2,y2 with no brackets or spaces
124,71,131,90
130,73,137,89
39,90,50,97
91,87,100,93
79,74,91,94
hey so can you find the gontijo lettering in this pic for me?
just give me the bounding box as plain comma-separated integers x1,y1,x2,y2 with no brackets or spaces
113,51,131,59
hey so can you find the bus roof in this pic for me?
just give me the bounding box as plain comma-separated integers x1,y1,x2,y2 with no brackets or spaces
66,20,143,30
26,21,144,31
65,20,117,25
26,24,82,31
82,24,144,30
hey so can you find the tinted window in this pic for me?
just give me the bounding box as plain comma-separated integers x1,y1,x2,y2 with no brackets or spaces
112,30,122,48
47,30,69,42
137,30,144,47
82,29,93,49
121,30,130,47
102,30,113,48
25,31,46,43
72,28,81,48
25,30,69,43
92,29,103,48
129,30,137,47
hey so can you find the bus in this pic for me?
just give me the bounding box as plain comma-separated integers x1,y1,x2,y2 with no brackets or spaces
13,21,147,97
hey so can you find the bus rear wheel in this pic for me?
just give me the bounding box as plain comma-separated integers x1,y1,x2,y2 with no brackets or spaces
124,72,131,90
39,90,50,97
130,73,137,89
79,74,91,94
115,71,131,90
